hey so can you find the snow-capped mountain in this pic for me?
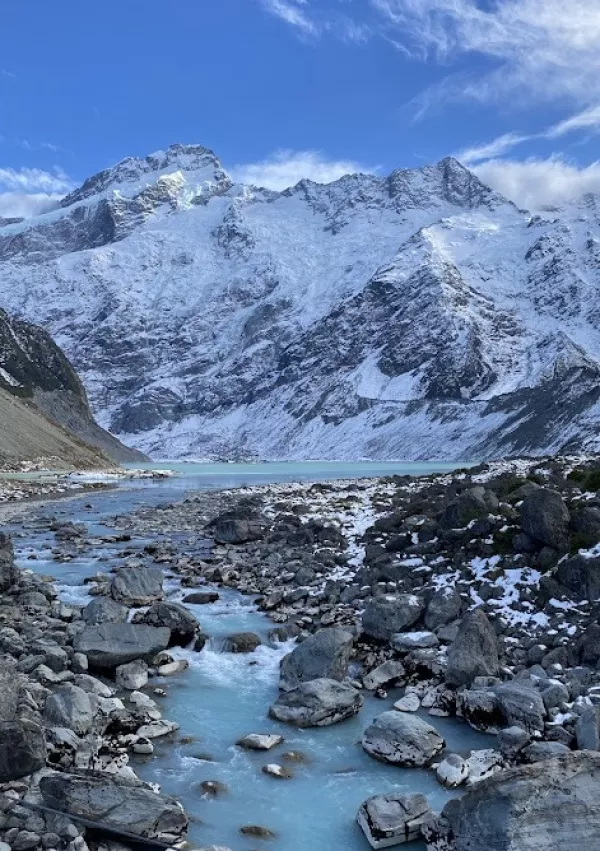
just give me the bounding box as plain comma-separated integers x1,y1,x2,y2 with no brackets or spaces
1,143,600,461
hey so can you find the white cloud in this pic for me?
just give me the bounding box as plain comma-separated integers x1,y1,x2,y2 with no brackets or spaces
260,0,319,36
456,132,533,166
229,149,377,190
546,104,600,139
0,166,74,219
473,156,600,210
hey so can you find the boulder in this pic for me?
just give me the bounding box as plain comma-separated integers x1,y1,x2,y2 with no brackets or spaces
436,753,470,787
183,591,219,604
268,678,363,727
279,628,353,691
520,488,570,551
207,511,265,544
357,793,431,849
111,566,164,606
0,720,46,781
73,623,171,670
138,602,199,646
425,588,462,630
237,734,284,751
82,597,129,626
223,632,262,653
494,682,546,734
362,711,444,767
576,706,600,751
361,595,425,642
43,684,94,735
363,661,406,691
446,609,499,687
423,752,600,851
115,660,149,691
0,533,18,592
555,555,600,604
439,487,499,529
392,632,439,651
39,772,188,840
570,506,600,548
394,693,420,713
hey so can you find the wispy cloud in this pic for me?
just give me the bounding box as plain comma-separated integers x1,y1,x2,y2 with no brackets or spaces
0,69,16,79
0,166,74,218
229,149,377,190
260,0,319,36
546,105,600,139
456,132,533,166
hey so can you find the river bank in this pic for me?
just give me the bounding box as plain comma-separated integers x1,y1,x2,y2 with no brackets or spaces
2,457,600,851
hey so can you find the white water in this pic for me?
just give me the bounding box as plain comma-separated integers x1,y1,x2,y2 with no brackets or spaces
10,461,491,850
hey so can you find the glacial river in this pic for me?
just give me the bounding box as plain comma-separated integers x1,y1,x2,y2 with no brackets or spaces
8,461,490,851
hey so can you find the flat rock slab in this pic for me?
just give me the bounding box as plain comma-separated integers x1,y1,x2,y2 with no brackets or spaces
362,711,445,767
73,623,171,670
269,678,363,727
357,793,431,848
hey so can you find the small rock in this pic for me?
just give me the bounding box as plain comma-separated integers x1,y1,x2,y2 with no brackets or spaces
394,693,420,713
237,733,284,751
436,753,469,788
262,763,293,779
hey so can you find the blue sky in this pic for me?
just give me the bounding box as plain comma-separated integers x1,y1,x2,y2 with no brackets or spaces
1,0,600,215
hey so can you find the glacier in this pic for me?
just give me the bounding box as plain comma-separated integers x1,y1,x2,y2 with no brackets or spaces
1,143,600,461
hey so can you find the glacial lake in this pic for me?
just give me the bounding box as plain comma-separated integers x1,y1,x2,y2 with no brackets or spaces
9,460,490,851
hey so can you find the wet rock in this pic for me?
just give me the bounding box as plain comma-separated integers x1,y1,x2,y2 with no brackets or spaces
262,763,293,779
115,660,148,691
0,719,46,781
194,633,210,652
138,602,199,646
237,733,284,751
200,780,228,796
279,627,353,691
183,591,219,604
111,566,164,607
520,488,570,551
223,632,261,653
362,711,444,767
73,623,171,670
361,595,425,642
436,753,469,788
157,659,189,676
39,772,188,840
423,752,600,851
446,609,499,687
240,825,276,839
82,597,129,626
357,792,431,849
268,678,363,727
363,661,406,691
43,684,94,735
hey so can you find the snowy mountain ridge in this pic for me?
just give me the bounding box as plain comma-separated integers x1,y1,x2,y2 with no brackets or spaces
0,143,599,461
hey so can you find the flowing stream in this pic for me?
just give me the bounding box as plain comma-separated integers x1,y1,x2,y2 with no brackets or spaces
7,462,491,851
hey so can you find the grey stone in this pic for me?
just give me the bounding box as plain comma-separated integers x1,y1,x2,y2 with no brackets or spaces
555,555,600,604
357,793,431,849
361,595,425,642
43,684,93,735
495,682,546,733
223,632,261,653
115,660,148,691
111,566,164,606
523,741,572,762
498,726,531,761
362,711,444,767
269,678,363,727
138,602,199,646
440,487,499,529
520,488,570,550
183,591,219,604
446,609,499,687
279,627,353,691
73,623,171,670
363,660,406,691
425,588,462,630
576,706,600,751
436,753,469,787
237,734,284,751
82,597,129,625
0,719,46,781
39,772,188,840
391,631,439,651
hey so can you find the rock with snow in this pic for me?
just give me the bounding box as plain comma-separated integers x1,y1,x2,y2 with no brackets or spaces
362,711,444,767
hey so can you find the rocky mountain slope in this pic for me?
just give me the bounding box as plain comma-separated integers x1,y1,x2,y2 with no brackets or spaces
0,309,144,467
1,144,600,460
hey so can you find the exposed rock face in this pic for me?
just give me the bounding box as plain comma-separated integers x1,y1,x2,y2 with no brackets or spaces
446,609,499,687
111,566,164,606
268,678,363,727
137,601,199,646
357,793,432,849
39,772,188,840
279,627,354,691
520,489,571,551
0,307,142,465
362,711,444,767
361,595,425,641
73,623,171,670
424,753,600,851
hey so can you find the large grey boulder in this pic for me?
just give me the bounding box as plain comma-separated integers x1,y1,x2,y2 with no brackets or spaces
73,623,171,670
439,487,499,529
111,566,164,606
425,588,462,630
83,596,129,625
494,681,546,734
423,753,600,851
137,601,199,646
446,609,499,687
279,627,354,691
207,511,266,544
357,793,432,848
520,488,570,551
555,555,600,604
43,684,94,735
268,678,363,727
362,711,444,767
0,719,46,781
362,595,425,642
39,772,188,840
0,533,18,592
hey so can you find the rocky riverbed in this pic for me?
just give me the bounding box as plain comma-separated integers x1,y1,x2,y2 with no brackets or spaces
2,456,600,851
